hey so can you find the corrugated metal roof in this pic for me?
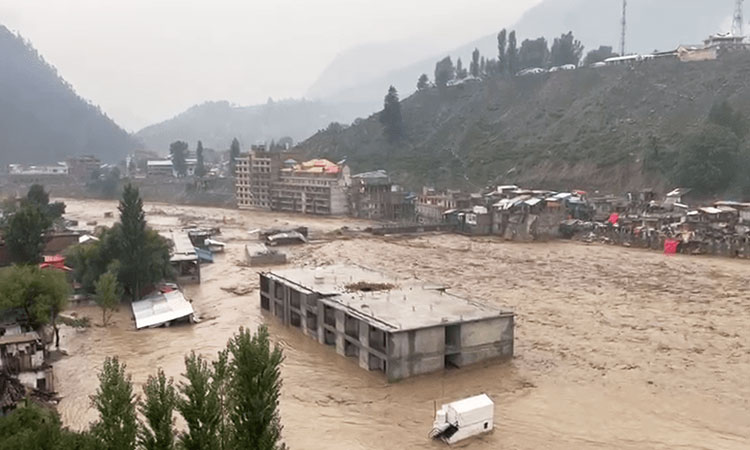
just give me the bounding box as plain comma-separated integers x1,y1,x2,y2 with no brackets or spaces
131,290,194,329
166,231,198,262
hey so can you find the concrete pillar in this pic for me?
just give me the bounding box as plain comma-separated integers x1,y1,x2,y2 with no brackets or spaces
334,310,346,356
316,303,325,345
358,322,369,370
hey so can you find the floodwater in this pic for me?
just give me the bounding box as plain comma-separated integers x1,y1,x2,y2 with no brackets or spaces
55,198,750,449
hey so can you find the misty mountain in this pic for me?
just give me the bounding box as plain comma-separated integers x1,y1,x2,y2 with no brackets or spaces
301,53,750,196
135,99,371,154
0,25,137,166
307,0,730,114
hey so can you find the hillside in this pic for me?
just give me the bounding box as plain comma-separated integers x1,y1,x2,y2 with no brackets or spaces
300,54,750,196
0,25,137,166
136,99,369,154
307,0,729,114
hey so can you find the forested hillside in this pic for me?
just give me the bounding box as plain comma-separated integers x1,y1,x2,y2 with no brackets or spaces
0,26,137,166
301,54,750,198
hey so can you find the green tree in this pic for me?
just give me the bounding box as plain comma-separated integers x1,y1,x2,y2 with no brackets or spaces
227,326,284,450
708,100,747,138
497,29,507,73
583,45,617,65
26,184,49,208
94,271,120,327
550,31,584,67
195,141,207,178
417,73,429,91
507,30,518,75
518,37,550,70
139,369,177,450
117,184,147,301
0,265,69,347
229,138,241,176
470,48,480,77
4,204,50,264
169,141,188,177
434,56,455,88
212,350,231,450
177,353,221,450
674,124,741,194
0,402,100,450
455,58,467,79
91,357,138,450
379,86,404,143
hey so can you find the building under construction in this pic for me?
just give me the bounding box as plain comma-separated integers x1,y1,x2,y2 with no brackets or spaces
260,265,515,381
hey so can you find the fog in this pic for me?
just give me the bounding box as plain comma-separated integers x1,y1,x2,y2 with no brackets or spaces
0,0,539,131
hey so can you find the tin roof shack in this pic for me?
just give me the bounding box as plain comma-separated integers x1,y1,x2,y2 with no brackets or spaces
431,394,494,444
0,331,54,392
260,265,514,382
448,206,492,236
43,231,81,255
493,195,566,241
164,231,200,284
131,287,195,329
245,244,287,266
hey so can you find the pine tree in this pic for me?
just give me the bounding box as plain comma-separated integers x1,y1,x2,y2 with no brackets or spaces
470,48,480,77
550,31,584,67
169,141,188,177
417,73,429,91
379,86,403,142
139,369,177,450
434,56,455,88
507,30,519,75
456,58,466,79
227,326,284,450
177,353,221,450
480,56,486,75
229,138,241,176
497,29,507,74
91,357,138,450
195,141,207,177
117,184,147,301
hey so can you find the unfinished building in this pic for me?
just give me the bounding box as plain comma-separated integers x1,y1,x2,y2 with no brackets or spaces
270,159,350,215
235,145,281,210
259,265,514,381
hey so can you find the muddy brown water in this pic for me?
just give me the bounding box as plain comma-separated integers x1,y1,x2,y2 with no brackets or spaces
55,199,750,449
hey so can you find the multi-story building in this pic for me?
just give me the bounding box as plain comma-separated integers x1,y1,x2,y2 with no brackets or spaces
66,155,101,180
270,159,350,215
236,149,350,216
416,188,471,224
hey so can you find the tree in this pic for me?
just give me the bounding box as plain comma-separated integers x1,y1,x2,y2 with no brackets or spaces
169,141,188,177
434,56,455,88
583,45,617,65
177,353,221,450
91,357,138,450
229,138,241,176
455,58,467,79
497,29,507,74
117,184,147,301
470,48,480,77
227,326,284,450
507,31,518,75
480,56,486,75
550,31,584,67
417,73,429,91
195,141,207,178
139,369,177,450
0,265,69,347
26,184,49,208
674,124,741,194
708,100,747,138
518,37,550,70
379,86,404,142
4,204,50,264
94,272,120,327
0,402,100,450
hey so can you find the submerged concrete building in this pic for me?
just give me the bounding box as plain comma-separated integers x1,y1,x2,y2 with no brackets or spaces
260,265,514,381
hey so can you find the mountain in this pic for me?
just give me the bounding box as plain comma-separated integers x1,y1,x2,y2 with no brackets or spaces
300,53,750,196
307,0,731,116
0,25,137,166
135,99,370,154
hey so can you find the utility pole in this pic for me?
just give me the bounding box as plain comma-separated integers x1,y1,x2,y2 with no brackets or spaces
620,0,627,56
733,0,745,36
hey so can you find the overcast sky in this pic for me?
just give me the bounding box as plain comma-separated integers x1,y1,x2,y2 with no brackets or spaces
0,0,538,131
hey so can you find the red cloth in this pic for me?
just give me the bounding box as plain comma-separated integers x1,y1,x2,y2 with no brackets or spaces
664,239,679,255
608,213,619,225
